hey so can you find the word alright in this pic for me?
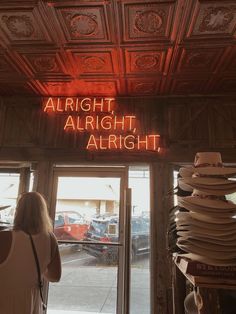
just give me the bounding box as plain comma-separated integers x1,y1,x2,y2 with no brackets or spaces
43,97,160,152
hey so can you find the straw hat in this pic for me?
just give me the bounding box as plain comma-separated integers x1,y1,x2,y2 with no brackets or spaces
182,177,236,187
178,179,193,193
178,194,236,210
179,152,236,177
177,242,236,259
176,211,236,224
194,166,236,177
175,211,236,226
179,206,236,217
177,230,236,242
179,178,236,195
175,152,236,267
176,216,236,231
177,238,236,251
194,152,222,167
179,166,194,178
176,223,236,235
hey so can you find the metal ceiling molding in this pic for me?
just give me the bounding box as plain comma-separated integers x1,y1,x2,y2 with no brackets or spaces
0,0,235,97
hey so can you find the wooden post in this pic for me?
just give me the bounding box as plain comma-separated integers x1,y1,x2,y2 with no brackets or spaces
18,167,31,195
150,162,174,314
32,161,54,203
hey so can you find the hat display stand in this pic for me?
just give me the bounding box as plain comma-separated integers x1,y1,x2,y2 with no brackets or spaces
172,152,236,314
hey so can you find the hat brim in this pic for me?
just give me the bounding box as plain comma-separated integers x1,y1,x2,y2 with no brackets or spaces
179,167,194,178
178,196,236,210
179,178,236,195
192,186,236,195
177,242,236,258
176,211,236,224
180,166,236,177
176,224,236,236
177,238,236,251
181,177,236,186
177,230,236,242
178,205,236,217
176,217,236,230
178,180,193,192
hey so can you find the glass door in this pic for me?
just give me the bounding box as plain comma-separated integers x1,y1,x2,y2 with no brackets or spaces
0,167,32,230
47,167,128,314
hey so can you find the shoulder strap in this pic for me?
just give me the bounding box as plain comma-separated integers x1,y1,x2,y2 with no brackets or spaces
29,234,47,310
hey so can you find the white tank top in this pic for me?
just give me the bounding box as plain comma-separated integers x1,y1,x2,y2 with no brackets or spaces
0,230,51,314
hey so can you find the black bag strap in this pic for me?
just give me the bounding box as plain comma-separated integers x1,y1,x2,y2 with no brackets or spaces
29,234,47,310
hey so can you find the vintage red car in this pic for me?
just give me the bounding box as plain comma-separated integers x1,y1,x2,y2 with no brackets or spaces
54,211,89,241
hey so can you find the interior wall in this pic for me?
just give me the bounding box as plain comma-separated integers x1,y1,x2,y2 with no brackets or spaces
1,95,236,313
0,96,236,163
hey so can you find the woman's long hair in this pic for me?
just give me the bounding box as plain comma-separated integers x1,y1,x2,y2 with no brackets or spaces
13,192,52,234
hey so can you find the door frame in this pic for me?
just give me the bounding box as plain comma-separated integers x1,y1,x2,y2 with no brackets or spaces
49,165,130,314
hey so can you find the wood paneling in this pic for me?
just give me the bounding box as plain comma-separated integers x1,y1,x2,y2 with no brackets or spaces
0,96,236,162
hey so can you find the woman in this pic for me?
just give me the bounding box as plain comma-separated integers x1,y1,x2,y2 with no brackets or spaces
0,192,61,314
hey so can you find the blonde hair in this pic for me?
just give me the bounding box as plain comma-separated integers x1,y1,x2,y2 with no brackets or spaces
13,192,52,234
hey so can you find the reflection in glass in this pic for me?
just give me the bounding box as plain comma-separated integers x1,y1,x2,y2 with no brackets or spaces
0,173,20,229
129,166,150,314
48,176,121,313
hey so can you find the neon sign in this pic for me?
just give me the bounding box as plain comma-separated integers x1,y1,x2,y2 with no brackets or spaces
43,97,160,152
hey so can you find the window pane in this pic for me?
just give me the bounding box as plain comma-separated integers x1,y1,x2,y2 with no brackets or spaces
48,176,121,314
0,173,20,228
129,166,150,314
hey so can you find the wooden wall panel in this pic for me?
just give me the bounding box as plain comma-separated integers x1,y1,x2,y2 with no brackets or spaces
167,102,210,146
0,98,6,146
166,99,236,153
2,104,41,146
151,162,174,314
0,96,236,162
211,104,236,147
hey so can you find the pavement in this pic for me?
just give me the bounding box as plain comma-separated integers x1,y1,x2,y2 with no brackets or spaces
47,248,150,314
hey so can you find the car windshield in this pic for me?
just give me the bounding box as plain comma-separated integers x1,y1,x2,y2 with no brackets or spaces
89,220,108,236
54,215,64,227
54,212,85,227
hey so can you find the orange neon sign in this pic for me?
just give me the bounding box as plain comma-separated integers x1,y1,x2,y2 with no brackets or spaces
42,97,161,152
43,97,114,113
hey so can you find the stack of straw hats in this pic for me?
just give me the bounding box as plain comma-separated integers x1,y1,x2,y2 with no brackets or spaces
175,152,236,266
167,173,192,253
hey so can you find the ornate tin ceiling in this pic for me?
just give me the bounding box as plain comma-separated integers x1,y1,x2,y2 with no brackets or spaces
0,0,235,97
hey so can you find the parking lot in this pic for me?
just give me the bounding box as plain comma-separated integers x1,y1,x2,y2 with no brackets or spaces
47,244,150,314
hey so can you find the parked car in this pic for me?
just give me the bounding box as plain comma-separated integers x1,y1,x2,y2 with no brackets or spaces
83,214,150,263
54,211,89,242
